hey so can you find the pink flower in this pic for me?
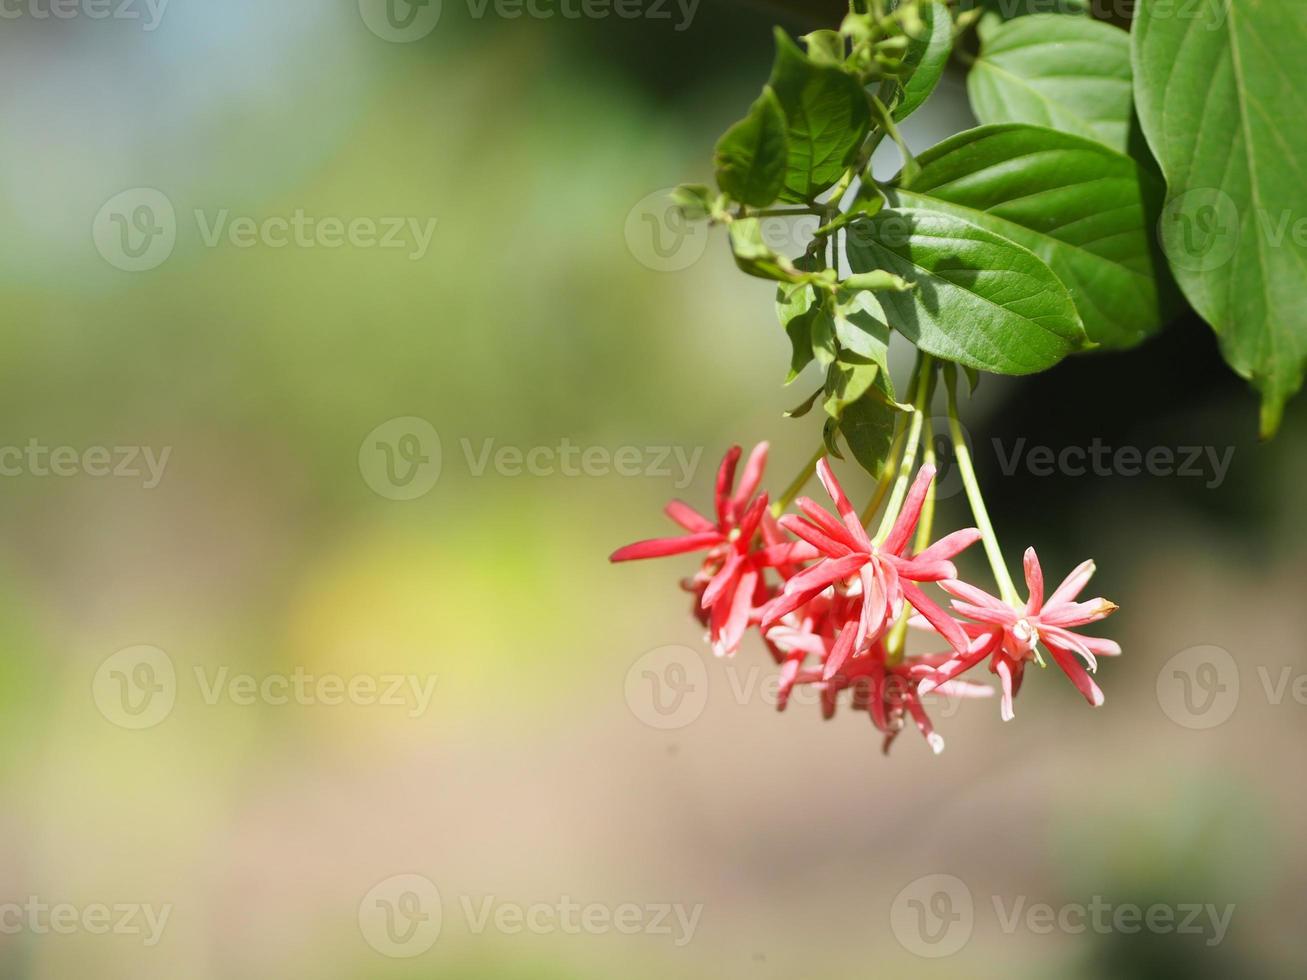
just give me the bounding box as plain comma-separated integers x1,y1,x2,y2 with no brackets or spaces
772,630,992,754
919,548,1121,720
762,460,979,672
611,443,773,656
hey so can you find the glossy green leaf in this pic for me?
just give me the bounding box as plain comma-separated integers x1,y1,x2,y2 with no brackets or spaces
777,281,820,380
803,29,845,65
824,356,899,477
1134,0,1307,436
846,208,1086,374
968,15,1133,153
728,218,802,282
768,28,870,202
833,288,893,366
894,1,953,122
890,124,1177,349
713,88,789,207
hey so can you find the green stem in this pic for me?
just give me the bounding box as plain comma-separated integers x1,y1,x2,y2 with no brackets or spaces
772,444,826,516
945,371,1019,605
859,420,905,525
874,353,932,543
885,403,937,665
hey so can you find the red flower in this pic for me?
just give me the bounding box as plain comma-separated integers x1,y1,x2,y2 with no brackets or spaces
762,460,979,674
611,443,773,656
919,548,1121,719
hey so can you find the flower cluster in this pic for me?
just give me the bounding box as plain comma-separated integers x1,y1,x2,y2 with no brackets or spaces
612,444,1120,754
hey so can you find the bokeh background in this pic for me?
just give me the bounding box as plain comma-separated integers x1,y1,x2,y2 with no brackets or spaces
0,1,1304,977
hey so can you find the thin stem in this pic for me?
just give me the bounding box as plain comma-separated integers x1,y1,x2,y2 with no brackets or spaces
874,353,932,543
945,372,1019,605
912,416,937,554
885,410,937,665
748,206,823,218
772,444,826,517
859,421,905,525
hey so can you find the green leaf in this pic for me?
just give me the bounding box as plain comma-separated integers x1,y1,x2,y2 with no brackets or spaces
785,385,823,418
776,280,820,381
1134,0,1307,436
833,288,893,366
803,29,845,65
895,1,953,122
889,124,1177,349
768,28,871,202
713,88,789,208
823,356,899,477
968,14,1133,153
670,184,714,220
846,208,1086,374
728,218,802,282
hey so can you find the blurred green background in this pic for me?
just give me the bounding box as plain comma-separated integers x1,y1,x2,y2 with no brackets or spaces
0,1,1304,977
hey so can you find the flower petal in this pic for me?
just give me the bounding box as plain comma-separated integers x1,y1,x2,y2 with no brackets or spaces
939,578,1010,612
1045,641,1105,707
914,528,981,563
701,552,743,610
663,500,714,534
1023,547,1044,614
795,497,860,550
1041,598,1118,628
816,458,871,550
785,552,867,596
1047,558,1096,608
610,531,721,562
778,514,853,558
713,566,757,657
901,581,970,655
882,465,936,556
823,624,857,681
714,445,742,527
733,442,769,507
